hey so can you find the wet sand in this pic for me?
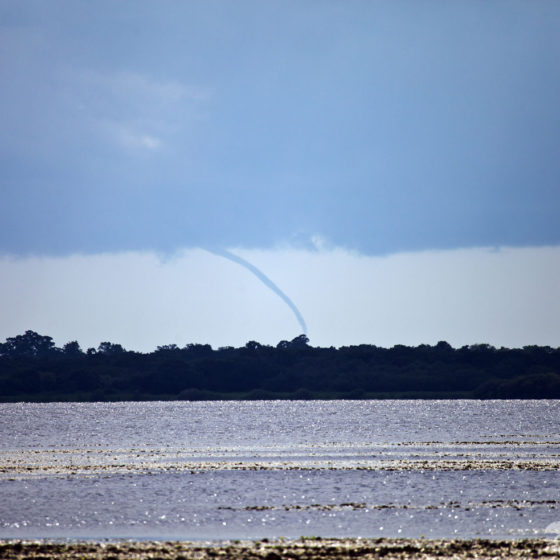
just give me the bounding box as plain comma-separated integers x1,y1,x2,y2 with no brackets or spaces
1,443,559,479
1,538,560,559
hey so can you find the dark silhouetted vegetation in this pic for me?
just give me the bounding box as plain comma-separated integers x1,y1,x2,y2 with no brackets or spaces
1,330,559,402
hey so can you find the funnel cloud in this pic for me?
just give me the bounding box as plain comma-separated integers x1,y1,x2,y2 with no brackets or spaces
206,248,307,336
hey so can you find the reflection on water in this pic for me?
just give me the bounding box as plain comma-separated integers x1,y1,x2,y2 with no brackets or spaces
0,400,559,540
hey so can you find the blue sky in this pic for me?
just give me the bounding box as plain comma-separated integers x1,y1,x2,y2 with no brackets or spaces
1,1,559,350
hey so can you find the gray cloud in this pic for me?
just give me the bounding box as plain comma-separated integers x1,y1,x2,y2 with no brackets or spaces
1,2,559,258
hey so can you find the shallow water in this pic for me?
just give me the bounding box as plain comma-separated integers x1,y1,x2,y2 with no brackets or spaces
0,400,559,540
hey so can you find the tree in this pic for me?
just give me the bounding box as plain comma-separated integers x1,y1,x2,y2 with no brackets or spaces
289,334,309,348
63,341,83,356
97,341,125,355
1,330,56,358
155,344,179,353
183,343,213,357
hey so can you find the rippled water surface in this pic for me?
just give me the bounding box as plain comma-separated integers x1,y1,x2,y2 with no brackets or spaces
1,400,559,540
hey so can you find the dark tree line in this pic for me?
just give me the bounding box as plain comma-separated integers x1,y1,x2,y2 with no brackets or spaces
1,330,560,401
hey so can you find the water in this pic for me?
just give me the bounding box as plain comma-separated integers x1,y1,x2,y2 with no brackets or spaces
0,400,559,540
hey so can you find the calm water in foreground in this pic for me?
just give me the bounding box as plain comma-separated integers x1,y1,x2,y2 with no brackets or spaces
0,400,559,541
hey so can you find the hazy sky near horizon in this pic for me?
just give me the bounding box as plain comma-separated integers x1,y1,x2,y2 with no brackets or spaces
1,1,559,350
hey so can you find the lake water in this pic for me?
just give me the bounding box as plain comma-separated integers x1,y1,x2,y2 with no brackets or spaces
0,400,559,541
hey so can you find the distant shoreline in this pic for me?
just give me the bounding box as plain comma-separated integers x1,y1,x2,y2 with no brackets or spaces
1,538,559,559
0,391,478,403
1,392,559,403
2,331,560,401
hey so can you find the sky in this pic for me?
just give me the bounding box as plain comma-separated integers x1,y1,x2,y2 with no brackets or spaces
1,1,559,351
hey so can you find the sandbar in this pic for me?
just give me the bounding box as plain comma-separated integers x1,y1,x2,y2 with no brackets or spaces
1,538,560,559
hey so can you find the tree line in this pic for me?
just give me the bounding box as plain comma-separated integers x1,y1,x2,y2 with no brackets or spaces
1,330,560,401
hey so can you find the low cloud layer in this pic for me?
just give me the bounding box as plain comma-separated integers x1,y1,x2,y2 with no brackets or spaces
1,2,559,257
1,245,558,352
